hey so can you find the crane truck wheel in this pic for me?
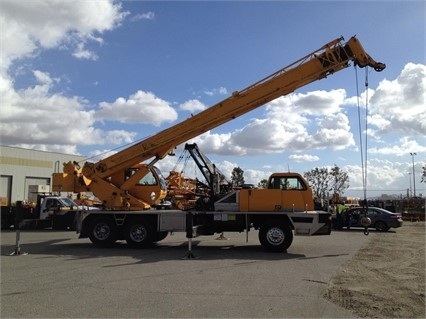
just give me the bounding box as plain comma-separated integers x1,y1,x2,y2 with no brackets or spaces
124,218,154,248
258,220,293,252
153,231,168,242
88,216,118,247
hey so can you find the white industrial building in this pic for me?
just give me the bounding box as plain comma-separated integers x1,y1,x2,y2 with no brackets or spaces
0,145,85,204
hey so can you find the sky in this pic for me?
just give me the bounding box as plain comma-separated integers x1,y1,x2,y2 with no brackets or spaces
1,0,425,199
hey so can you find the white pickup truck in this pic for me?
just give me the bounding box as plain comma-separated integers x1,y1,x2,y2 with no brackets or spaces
1,195,99,230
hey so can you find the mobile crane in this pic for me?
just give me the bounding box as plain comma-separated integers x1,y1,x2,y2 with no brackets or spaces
52,36,385,252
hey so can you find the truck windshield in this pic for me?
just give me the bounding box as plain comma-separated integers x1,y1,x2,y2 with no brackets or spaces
58,197,78,207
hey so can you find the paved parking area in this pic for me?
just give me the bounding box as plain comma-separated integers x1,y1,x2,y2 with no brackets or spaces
1,229,370,318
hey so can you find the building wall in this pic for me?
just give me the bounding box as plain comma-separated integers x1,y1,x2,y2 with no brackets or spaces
0,145,85,204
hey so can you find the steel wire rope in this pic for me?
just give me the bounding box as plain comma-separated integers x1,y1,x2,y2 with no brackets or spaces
354,65,368,203
182,151,191,174
355,67,364,200
354,65,372,234
171,148,187,172
78,134,155,165
363,68,370,202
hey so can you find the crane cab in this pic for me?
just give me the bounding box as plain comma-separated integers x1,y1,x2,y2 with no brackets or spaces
108,164,167,209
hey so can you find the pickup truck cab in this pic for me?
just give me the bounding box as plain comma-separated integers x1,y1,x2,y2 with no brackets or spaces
1,195,99,230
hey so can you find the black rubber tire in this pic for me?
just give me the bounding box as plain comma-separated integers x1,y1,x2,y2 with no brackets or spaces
374,221,389,232
88,216,117,247
153,231,168,242
124,218,153,248
259,220,293,252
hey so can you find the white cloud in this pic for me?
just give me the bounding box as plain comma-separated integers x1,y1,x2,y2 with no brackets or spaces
353,63,426,136
131,11,155,22
185,65,425,157
189,132,240,155
204,87,228,96
189,104,354,156
215,160,239,179
0,70,135,151
133,63,423,163
33,70,55,86
311,113,355,150
72,43,98,60
243,169,271,185
0,0,134,152
12,144,80,156
368,137,426,156
96,91,178,125
206,161,271,185
260,90,354,150
180,99,206,113
230,118,309,154
87,149,119,163
344,159,408,194
267,89,347,118
104,130,136,144
0,0,127,71
289,154,320,163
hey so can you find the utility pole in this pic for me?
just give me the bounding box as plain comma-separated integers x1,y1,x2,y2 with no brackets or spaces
410,152,417,197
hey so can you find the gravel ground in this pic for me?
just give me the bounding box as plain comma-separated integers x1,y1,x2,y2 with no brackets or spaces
324,222,425,318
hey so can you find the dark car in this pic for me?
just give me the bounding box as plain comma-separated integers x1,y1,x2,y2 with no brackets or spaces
334,207,403,231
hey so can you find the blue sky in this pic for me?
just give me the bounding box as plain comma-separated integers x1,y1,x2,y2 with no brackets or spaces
1,0,425,198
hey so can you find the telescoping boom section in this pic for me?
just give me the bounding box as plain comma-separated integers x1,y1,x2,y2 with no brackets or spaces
53,36,385,210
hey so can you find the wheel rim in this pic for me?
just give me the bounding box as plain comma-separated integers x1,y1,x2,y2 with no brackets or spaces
93,223,110,241
129,225,147,242
266,227,285,246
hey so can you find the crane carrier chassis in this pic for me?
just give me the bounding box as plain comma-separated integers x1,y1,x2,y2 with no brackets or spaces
76,206,331,253
76,171,332,252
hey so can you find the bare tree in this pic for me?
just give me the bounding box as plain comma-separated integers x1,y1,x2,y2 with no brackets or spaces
330,164,349,197
304,165,349,204
303,167,331,204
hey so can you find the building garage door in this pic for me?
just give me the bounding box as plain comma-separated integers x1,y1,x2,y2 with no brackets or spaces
0,175,12,205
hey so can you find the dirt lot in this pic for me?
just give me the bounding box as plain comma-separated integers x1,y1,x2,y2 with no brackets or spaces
324,222,425,318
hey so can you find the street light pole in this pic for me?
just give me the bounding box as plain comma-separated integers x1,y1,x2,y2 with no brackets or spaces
410,152,417,197
409,172,412,197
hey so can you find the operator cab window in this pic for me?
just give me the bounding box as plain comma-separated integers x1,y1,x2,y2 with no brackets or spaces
125,168,158,185
269,176,307,190
138,171,157,185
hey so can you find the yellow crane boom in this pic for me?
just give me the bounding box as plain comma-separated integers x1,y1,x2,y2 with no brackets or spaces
53,36,385,210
